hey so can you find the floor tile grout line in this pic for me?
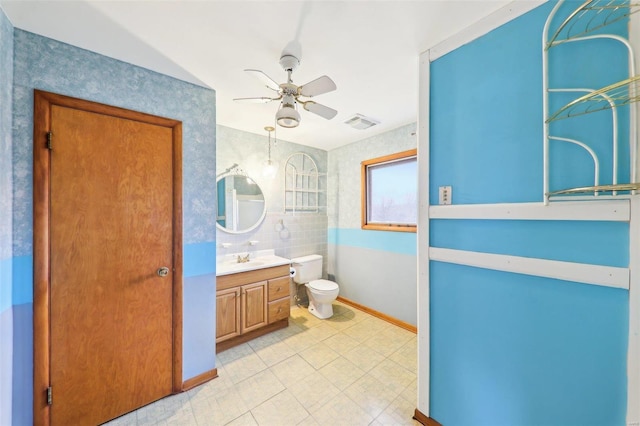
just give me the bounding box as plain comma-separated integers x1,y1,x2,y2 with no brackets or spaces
106,303,417,426
252,387,312,426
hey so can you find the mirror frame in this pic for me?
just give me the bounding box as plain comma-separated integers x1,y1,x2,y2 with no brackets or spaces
216,173,267,234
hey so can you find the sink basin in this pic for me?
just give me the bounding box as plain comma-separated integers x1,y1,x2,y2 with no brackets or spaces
228,260,264,268
219,259,263,266
216,250,290,276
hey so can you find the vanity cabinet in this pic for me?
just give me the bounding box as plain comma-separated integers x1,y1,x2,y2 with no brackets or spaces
216,264,290,352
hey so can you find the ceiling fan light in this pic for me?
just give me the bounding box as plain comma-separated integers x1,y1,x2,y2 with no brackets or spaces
276,105,300,128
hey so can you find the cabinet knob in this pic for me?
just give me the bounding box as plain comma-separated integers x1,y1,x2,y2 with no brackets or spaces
277,287,281,292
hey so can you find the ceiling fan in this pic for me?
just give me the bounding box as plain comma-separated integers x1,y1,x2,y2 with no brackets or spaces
234,46,338,128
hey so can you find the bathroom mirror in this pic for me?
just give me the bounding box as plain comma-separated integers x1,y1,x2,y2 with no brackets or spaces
216,174,267,233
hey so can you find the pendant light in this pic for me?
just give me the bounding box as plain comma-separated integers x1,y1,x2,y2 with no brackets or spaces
262,126,278,178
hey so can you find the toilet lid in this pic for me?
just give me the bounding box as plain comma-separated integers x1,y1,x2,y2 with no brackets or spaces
308,279,338,291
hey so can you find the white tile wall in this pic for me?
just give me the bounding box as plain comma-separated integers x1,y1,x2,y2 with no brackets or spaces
217,212,328,270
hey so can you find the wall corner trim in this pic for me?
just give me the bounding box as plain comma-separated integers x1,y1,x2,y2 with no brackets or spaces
627,198,640,423
413,409,442,426
182,368,218,392
336,296,417,333
417,49,431,417
426,0,546,61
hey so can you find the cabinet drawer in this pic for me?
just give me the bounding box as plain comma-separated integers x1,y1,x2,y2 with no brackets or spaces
268,276,290,302
218,265,290,291
268,298,290,323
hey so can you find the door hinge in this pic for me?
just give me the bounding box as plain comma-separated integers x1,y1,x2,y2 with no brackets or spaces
46,386,52,405
46,132,53,150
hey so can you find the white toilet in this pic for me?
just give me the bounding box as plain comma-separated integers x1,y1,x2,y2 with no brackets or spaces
291,254,339,319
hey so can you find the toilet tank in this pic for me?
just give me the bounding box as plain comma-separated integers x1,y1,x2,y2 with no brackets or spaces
291,254,323,284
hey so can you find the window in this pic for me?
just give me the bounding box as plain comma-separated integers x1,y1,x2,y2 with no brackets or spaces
361,149,417,232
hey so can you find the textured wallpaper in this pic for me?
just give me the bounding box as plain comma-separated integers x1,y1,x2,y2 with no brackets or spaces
216,125,328,264
216,125,327,214
11,30,217,255
327,123,417,229
0,10,12,261
0,9,14,426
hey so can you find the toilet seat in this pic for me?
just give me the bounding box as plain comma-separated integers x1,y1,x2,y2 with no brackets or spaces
308,279,338,292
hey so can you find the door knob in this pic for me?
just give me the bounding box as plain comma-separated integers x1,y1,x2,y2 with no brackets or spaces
157,267,170,277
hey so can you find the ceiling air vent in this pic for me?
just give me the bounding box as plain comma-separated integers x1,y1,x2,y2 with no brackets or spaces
344,114,380,130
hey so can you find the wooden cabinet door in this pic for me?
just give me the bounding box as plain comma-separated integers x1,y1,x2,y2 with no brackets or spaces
241,281,268,333
216,288,241,343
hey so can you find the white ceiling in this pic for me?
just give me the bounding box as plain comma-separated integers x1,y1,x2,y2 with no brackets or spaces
1,0,514,151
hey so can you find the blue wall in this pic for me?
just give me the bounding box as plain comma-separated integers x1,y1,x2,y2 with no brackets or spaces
0,7,14,425
431,219,629,267
429,2,630,424
430,263,628,426
7,29,218,424
328,228,416,256
430,3,630,205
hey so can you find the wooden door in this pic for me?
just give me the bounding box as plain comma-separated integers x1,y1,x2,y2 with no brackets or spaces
33,91,183,426
241,281,267,333
216,288,241,343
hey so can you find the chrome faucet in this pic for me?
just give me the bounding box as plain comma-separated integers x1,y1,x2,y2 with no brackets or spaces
236,253,250,263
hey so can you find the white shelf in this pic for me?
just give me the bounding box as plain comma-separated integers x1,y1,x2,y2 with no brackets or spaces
292,172,327,177
286,189,324,192
547,75,640,123
546,1,640,50
284,206,326,210
284,152,326,214
543,0,639,203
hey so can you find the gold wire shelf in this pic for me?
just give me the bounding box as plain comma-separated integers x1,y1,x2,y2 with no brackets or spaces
547,182,640,196
546,75,640,122
546,0,640,49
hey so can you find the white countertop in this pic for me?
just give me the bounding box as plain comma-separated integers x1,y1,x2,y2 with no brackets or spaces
216,249,291,276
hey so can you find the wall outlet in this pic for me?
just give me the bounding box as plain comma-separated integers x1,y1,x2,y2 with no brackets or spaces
438,186,452,205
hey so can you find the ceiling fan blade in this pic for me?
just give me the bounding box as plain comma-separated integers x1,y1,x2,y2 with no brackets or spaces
298,75,337,97
245,69,280,92
303,101,338,120
233,96,279,103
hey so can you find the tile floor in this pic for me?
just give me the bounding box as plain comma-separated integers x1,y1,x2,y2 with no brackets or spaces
106,301,419,426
